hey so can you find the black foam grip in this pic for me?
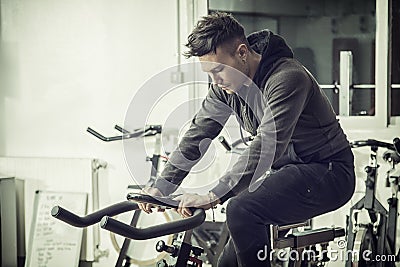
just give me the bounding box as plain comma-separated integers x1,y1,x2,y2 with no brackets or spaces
100,208,206,240
51,201,139,227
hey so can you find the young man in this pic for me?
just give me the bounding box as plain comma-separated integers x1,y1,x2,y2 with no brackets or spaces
139,12,355,267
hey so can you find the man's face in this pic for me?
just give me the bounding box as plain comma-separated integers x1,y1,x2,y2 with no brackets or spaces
199,45,250,94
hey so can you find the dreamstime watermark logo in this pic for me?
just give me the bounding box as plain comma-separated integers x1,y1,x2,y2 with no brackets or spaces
257,240,397,263
123,61,277,200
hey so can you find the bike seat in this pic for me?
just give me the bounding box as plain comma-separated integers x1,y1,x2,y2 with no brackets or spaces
271,222,345,249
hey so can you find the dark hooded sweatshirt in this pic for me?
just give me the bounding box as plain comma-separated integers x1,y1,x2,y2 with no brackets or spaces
154,30,351,202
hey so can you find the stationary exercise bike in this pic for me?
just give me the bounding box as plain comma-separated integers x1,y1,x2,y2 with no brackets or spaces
346,138,400,267
87,124,181,266
52,193,207,267
87,125,172,267
56,124,219,267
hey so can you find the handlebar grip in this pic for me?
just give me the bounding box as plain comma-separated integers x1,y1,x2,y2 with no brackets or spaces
114,125,130,134
87,127,110,141
51,201,139,227
100,208,206,240
394,137,400,156
87,127,123,142
218,136,232,151
87,127,148,142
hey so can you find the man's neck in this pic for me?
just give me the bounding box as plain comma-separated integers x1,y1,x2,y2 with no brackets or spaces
243,52,261,87
248,52,262,80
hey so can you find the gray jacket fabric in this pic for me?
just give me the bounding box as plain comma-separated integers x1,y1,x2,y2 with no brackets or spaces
154,30,350,202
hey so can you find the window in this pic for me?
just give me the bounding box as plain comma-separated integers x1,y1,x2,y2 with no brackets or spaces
391,0,400,116
209,0,377,117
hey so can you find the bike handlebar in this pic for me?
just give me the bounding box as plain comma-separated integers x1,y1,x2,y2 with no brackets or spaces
99,193,206,240
52,193,206,240
87,125,162,142
51,201,139,227
100,208,206,240
350,139,398,153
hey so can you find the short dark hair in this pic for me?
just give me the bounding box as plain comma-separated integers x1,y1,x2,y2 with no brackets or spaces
183,12,249,58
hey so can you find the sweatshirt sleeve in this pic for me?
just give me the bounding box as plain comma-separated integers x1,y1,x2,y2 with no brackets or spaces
211,68,313,203
153,85,232,196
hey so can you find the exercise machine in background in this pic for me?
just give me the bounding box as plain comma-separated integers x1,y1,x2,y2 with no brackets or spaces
346,138,400,267
88,124,173,266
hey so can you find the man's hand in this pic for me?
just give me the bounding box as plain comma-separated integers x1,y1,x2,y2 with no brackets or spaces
137,187,163,214
173,192,220,218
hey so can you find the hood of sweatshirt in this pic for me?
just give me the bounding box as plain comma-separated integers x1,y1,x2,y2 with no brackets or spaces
247,30,294,89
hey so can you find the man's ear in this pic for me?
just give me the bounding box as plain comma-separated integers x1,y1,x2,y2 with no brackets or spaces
237,44,248,60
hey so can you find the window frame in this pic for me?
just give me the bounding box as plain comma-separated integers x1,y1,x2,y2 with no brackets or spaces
202,0,397,129
336,0,390,130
